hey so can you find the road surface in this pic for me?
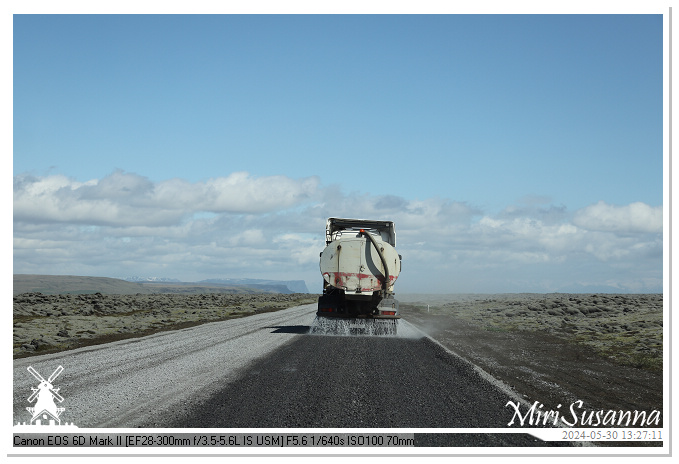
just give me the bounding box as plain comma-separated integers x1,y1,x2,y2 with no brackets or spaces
13,303,556,446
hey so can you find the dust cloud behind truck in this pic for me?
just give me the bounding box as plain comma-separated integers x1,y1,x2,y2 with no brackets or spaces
313,218,401,335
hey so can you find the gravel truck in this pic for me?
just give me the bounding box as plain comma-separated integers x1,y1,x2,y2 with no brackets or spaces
313,218,402,335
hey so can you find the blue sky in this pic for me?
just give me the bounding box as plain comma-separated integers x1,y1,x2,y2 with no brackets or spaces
12,12,666,293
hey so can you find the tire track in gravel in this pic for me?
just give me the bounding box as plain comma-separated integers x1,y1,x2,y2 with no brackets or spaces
13,303,317,427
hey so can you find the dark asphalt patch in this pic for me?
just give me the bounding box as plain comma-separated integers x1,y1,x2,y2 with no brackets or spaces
159,334,572,447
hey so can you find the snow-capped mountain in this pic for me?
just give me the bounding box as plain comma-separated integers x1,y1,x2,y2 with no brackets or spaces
124,276,182,283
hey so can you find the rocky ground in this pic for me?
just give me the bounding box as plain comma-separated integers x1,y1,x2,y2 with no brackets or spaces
13,292,317,358
399,293,663,371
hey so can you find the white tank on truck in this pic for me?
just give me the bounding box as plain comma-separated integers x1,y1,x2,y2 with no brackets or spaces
312,218,402,335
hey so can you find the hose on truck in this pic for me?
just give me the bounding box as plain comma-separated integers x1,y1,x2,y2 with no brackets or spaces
359,229,390,299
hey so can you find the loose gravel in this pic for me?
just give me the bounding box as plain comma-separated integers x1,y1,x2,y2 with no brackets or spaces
13,303,318,427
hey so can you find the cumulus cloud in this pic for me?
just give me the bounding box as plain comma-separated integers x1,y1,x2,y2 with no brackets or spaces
13,171,663,293
573,200,663,234
14,170,321,226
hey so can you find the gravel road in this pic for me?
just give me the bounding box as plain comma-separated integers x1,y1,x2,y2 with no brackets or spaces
15,302,560,447
13,302,544,444
13,303,318,428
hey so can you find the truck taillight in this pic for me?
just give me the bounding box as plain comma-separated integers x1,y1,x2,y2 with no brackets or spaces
319,308,334,313
380,310,396,316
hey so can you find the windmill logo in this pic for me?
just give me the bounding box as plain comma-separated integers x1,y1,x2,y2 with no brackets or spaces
15,365,77,428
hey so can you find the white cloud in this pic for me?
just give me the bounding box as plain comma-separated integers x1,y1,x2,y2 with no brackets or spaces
226,229,266,247
203,172,320,213
13,171,321,226
573,200,663,234
13,172,663,293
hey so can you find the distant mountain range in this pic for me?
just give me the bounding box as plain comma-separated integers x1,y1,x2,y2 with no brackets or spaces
15,275,154,295
124,277,309,293
14,274,311,296
125,276,182,283
199,278,309,294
